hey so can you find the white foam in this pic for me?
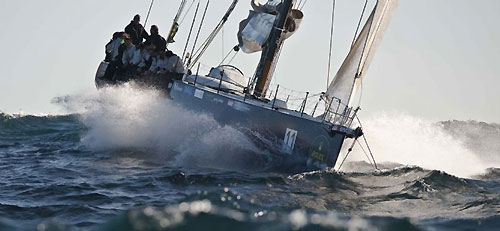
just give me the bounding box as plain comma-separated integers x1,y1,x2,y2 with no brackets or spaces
54,84,268,171
338,111,489,178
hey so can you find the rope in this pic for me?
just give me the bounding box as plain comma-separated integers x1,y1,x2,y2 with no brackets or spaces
326,0,336,91
351,0,368,48
144,0,155,28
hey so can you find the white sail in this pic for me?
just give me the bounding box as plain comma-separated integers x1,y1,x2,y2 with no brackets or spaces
325,0,398,112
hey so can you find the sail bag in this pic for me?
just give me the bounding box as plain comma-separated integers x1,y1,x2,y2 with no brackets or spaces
238,0,303,54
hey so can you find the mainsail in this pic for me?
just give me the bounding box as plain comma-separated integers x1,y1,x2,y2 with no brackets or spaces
325,0,398,111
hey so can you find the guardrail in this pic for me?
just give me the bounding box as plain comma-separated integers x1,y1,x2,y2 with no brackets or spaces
185,67,358,128
264,83,358,128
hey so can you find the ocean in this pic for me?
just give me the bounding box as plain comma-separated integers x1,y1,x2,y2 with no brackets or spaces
1,86,499,231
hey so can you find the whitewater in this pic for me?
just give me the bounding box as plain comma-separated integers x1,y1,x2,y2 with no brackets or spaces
1,85,499,230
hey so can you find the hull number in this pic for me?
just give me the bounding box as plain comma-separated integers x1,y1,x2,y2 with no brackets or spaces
282,128,298,154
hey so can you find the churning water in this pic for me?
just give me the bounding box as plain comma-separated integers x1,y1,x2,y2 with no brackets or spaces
1,85,499,231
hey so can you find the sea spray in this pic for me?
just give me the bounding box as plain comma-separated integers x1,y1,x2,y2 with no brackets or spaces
52,85,269,171
338,111,490,177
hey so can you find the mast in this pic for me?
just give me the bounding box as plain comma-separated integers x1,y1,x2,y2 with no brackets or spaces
166,0,188,47
252,0,295,98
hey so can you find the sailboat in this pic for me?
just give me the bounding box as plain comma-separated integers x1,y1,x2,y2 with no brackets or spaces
94,0,398,173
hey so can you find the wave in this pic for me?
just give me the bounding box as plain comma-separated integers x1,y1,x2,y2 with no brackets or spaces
4,207,499,231
290,166,474,192
97,201,422,231
440,120,500,164
0,113,82,142
338,112,498,178
477,168,500,181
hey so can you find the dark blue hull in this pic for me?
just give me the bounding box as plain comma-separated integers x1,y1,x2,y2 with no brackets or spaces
169,81,348,173
96,65,355,173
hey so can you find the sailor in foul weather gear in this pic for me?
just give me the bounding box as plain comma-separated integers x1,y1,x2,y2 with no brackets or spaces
165,50,185,73
149,54,160,73
121,38,136,66
134,44,149,66
157,52,170,73
145,25,167,52
105,32,124,62
125,14,149,45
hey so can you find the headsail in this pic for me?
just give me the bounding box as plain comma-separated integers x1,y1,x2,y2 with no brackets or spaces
325,0,398,111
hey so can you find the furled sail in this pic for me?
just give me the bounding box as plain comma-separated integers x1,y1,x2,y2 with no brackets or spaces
238,0,303,54
325,0,398,112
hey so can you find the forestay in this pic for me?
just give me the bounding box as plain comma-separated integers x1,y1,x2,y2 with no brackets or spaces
325,0,398,112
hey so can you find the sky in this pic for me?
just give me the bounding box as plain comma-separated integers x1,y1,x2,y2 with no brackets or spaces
0,0,499,123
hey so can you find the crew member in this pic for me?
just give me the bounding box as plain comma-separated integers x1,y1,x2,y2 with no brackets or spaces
125,14,149,45
132,43,151,72
105,32,124,62
166,50,185,73
121,37,137,67
145,25,167,52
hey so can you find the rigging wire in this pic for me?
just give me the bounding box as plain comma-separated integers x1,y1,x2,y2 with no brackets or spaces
222,28,225,61
189,0,239,69
297,0,303,9
351,0,368,48
338,115,380,172
299,0,308,10
174,0,188,22
187,0,210,67
219,46,236,65
182,1,201,64
337,138,358,171
356,139,375,168
144,0,155,28
179,0,196,25
227,49,239,64
326,0,336,91
356,115,379,170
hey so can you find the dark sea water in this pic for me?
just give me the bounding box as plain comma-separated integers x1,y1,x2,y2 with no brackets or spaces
1,87,499,231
